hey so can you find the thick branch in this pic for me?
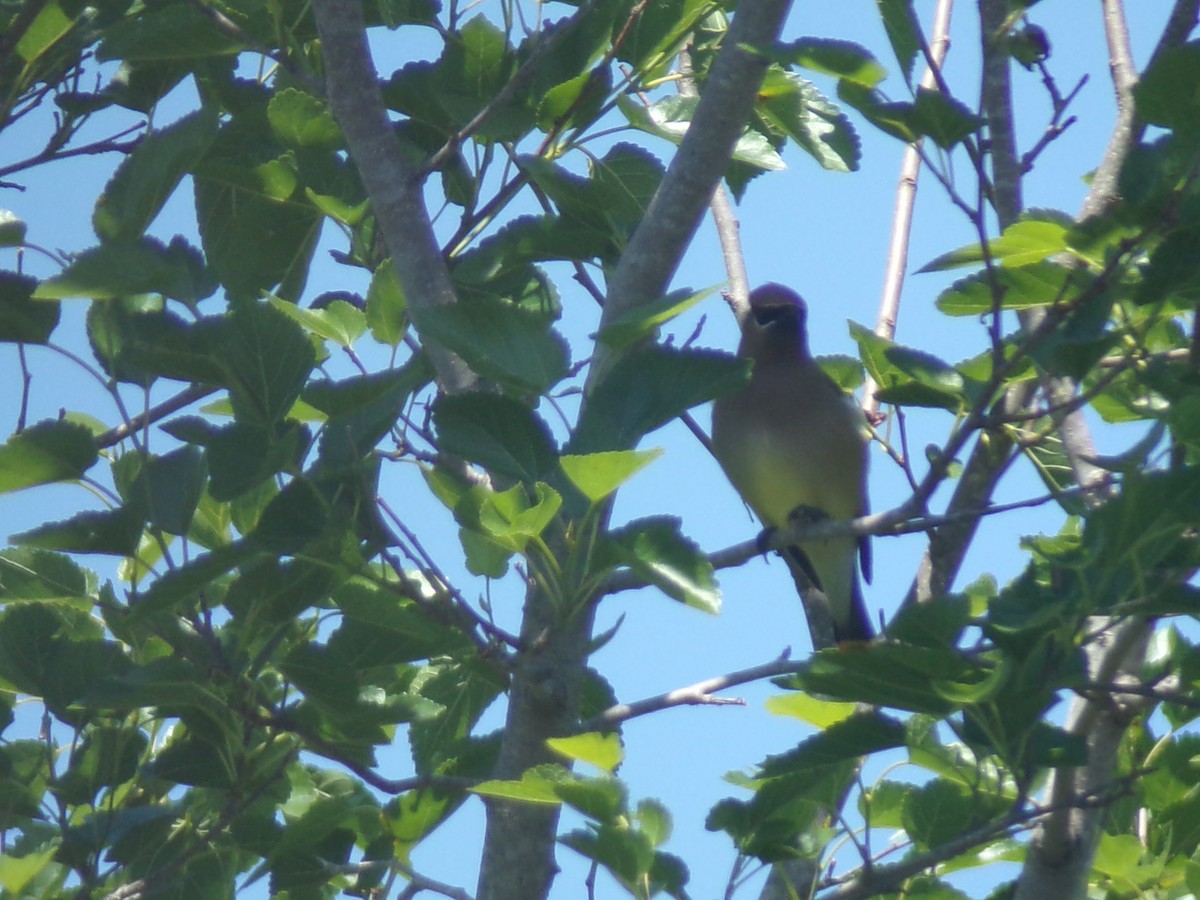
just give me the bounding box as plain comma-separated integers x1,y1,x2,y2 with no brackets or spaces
311,0,476,394
594,0,791,361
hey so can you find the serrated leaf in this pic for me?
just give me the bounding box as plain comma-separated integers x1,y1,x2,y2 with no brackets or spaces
608,516,719,613
547,732,624,774
217,302,316,426
777,37,887,87
365,260,407,346
934,261,1077,317
619,95,785,172
94,109,219,241
764,692,857,727
876,0,921,84
34,238,212,302
98,4,243,61
267,89,342,149
760,710,906,776
0,211,28,247
0,271,58,343
433,393,558,484
920,212,1074,272
12,506,144,556
570,345,745,453
597,286,715,350
756,70,861,173
471,766,567,805
559,449,663,503
268,295,366,348
411,296,569,393
0,419,97,493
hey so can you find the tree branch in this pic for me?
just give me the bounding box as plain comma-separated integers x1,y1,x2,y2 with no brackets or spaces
311,0,476,394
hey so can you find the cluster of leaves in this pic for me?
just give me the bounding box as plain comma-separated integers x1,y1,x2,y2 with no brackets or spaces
1,0,1200,898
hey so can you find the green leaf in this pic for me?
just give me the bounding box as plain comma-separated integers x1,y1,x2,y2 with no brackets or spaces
34,237,215,302
94,109,220,241
0,419,97,494
777,37,887,87
570,346,745,453
13,506,144,557
797,644,979,714
334,579,473,662
920,212,1075,272
472,765,567,805
1134,41,1200,138
851,323,965,410
0,211,27,247
128,446,207,535
130,543,254,618
98,4,243,60
14,0,71,62
608,516,719,613
411,296,569,393
0,845,57,895
763,692,857,728
365,260,407,346
934,261,1078,317
194,123,322,303
251,478,330,553
875,0,921,83
618,95,786,172
217,302,316,427
547,732,624,774
267,89,342,149
0,271,59,343
597,285,716,350
559,449,663,503
760,710,906,776
611,0,712,80
903,779,986,851
433,393,558,484
755,70,861,173
268,295,366,348
910,87,982,149
477,483,562,548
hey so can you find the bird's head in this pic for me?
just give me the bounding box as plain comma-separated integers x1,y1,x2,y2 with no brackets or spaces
744,283,810,359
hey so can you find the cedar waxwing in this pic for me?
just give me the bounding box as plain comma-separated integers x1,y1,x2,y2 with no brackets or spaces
711,284,873,646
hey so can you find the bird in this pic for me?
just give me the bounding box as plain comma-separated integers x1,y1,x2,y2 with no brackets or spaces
711,283,873,646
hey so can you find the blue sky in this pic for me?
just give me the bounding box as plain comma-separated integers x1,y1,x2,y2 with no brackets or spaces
0,1,1184,897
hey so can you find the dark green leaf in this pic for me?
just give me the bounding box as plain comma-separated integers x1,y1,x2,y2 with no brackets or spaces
217,302,316,426
0,271,59,344
334,579,473,662
365,260,407,346
411,296,569,393
34,237,215,302
910,88,982,149
597,286,714,350
755,70,861,173
875,0,921,83
760,710,906,777
433,393,558,484
1134,41,1200,139
98,4,244,61
128,446,207,535
251,478,330,553
797,644,979,714
13,506,144,557
570,346,746,453
0,211,27,247
851,323,965,410
607,516,719,613
94,109,220,241
267,89,342,149
0,419,97,494
776,37,886,87
194,123,322,303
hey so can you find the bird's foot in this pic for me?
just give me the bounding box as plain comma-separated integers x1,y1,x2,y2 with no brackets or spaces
787,504,830,527
755,526,777,556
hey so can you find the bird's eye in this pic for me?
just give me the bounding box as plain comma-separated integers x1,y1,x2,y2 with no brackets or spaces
754,306,791,327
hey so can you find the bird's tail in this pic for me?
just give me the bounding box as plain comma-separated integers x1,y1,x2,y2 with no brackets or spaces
782,544,873,647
